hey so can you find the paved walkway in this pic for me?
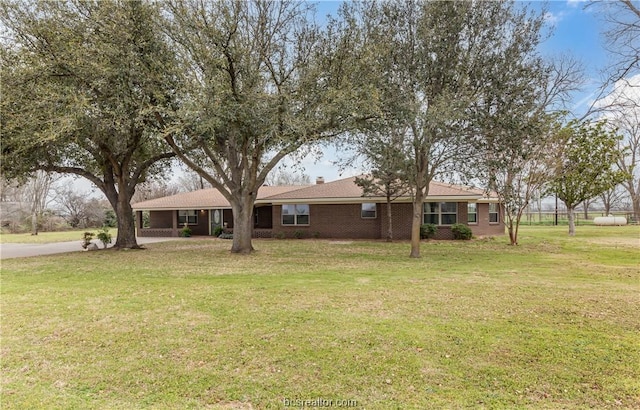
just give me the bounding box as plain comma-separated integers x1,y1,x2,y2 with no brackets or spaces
0,237,176,260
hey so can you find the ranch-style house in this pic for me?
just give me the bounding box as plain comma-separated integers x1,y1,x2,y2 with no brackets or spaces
132,176,504,240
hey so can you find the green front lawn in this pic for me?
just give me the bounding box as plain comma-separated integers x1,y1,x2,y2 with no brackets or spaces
0,229,118,244
1,226,638,409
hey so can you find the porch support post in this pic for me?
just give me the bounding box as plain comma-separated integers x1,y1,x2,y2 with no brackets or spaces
134,211,140,236
172,211,178,237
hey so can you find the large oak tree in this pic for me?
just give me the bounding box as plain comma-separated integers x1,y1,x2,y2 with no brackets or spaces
1,0,178,248
161,0,374,253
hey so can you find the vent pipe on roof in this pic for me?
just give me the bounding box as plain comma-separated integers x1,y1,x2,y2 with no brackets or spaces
316,176,325,184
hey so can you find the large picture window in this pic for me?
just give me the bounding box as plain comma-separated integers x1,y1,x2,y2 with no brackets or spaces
178,210,198,225
282,204,310,225
467,203,477,224
361,203,377,219
423,202,457,225
489,203,500,223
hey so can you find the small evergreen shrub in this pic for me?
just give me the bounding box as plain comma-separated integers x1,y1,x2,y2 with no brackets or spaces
213,226,224,237
274,232,286,240
96,227,112,248
179,225,192,237
451,223,473,240
420,223,437,239
103,209,117,228
293,230,305,239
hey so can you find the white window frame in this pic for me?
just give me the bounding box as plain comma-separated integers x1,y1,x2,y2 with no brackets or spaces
489,203,500,224
423,202,458,225
467,203,478,224
178,210,198,225
361,203,377,219
282,204,310,226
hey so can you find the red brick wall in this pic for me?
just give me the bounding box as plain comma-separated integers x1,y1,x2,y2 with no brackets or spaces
254,206,273,229
138,228,177,237
381,202,468,240
272,203,381,239
150,211,173,229
140,202,505,239
271,202,504,240
471,203,505,237
153,210,210,235
380,202,413,240
189,210,210,236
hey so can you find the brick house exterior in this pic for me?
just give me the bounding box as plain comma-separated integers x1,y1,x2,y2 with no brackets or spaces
132,176,504,239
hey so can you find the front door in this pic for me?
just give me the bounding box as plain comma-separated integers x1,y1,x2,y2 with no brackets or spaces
210,209,223,236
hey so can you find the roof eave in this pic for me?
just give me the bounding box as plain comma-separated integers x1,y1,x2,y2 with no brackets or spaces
269,195,484,204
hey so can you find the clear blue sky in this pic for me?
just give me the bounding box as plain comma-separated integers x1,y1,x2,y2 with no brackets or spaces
533,0,608,114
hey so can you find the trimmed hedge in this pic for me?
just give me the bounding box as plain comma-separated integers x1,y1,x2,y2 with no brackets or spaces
420,223,437,239
451,223,472,240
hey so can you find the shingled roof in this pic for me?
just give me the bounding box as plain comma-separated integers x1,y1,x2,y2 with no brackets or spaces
265,176,484,202
132,185,306,210
132,175,490,210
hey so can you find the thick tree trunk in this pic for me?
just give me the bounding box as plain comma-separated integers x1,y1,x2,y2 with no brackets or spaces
567,205,576,236
230,196,255,254
385,197,393,242
409,190,425,258
114,196,139,249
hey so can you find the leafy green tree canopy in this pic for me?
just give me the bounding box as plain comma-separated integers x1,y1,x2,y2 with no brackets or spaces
549,120,628,235
347,0,550,256
1,0,178,248
161,0,376,253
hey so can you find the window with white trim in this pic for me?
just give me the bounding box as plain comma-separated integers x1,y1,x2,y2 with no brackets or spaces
489,203,499,223
467,203,477,224
423,202,458,225
178,210,198,225
361,203,377,219
282,204,310,225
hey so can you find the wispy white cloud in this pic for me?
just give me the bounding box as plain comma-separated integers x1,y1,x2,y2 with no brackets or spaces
594,74,640,110
544,11,567,26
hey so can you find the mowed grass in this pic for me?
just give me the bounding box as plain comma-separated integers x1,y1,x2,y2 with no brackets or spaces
1,226,638,409
0,229,117,244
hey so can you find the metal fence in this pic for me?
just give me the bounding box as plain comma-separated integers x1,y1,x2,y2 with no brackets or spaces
519,211,638,226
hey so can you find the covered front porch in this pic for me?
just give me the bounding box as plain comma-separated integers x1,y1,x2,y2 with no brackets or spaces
135,206,274,238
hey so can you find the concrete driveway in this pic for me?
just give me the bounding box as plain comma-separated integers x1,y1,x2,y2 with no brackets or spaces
0,237,177,260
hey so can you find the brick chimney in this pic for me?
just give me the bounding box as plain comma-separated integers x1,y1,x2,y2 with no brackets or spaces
316,176,325,184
